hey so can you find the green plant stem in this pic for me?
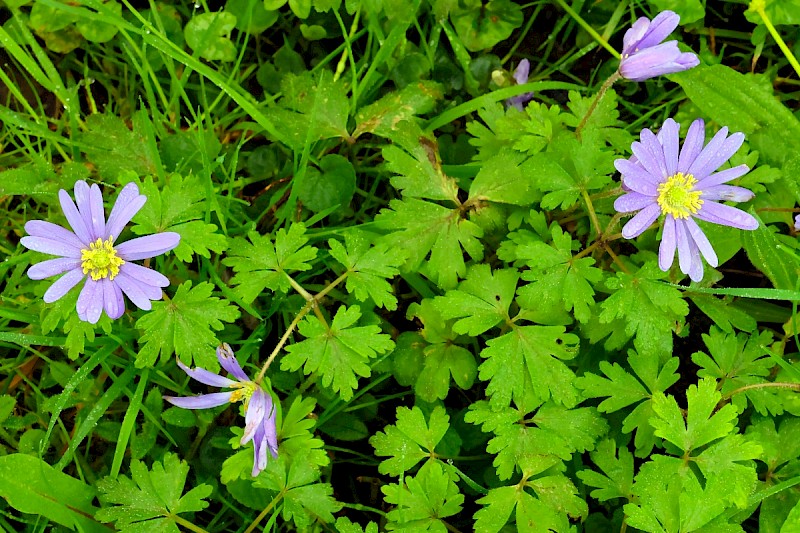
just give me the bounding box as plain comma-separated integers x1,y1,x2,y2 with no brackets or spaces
581,189,602,237
575,71,621,138
173,514,210,533
722,381,800,401
244,490,285,533
751,1,800,78
552,0,620,59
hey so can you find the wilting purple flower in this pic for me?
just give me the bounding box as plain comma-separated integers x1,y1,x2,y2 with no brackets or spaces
165,344,278,476
614,118,758,281
618,11,699,81
506,59,534,111
20,181,179,323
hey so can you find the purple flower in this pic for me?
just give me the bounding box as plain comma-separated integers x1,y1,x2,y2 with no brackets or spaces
165,344,278,477
619,11,699,81
795,214,800,231
614,118,758,281
20,181,179,323
506,59,534,111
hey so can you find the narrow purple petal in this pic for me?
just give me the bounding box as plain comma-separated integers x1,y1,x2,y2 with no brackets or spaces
678,119,706,173
675,219,694,276
615,158,661,189
106,183,147,241
73,182,101,242
659,215,677,271
635,11,680,50
690,132,745,180
176,358,236,388
620,42,695,81
622,17,650,55
614,192,655,213
264,400,279,458
630,137,667,181
621,203,661,238
28,257,81,280
43,269,85,303
113,270,156,310
116,233,180,261
242,389,266,445
102,278,125,320
87,183,107,241
686,126,729,178
25,221,85,250
701,185,754,203
20,236,82,258
217,343,250,382
59,188,92,244
513,59,530,85
684,217,718,267
119,262,170,288
696,202,759,230
252,423,268,476
697,165,750,188
165,391,233,409
659,118,680,176
77,278,103,324
795,214,800,231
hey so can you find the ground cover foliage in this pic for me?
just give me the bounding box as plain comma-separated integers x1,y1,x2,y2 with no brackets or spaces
1,0,800,531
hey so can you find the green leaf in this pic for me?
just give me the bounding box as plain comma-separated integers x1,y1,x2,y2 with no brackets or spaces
184,12,237,61
674,65,800,167
296,154,356,213
383,460,463,531
599,262,689,359
433,264,518,336
328,230,406,310
223,223,318,303
79,114,156,179
382,136,459,201
693,328,782,415
742,212,800,291
336,517,379,533
689,294,757,334
450,0,523,52
478,325,579,408
0,454,104,532
282,306,394,401
467,149,538,205
516,224,604,323
370,405,450,476
577,439,634,502
575,350,680,456
226,0,278,33
648,0,704,24
135,281,240,368
354,81,444,139
75,0,122,42
376,198,484,289
96,453,211,532
131,174,227,262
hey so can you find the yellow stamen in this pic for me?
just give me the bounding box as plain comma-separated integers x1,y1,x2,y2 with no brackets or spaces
230,381,257,405
657,173,703,219
81,237,124,281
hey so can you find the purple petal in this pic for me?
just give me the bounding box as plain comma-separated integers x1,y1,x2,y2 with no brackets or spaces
113,270,156,310
631,136,667,181
622,17,650,56
614,192,655,213
621,203,661,239
615,158,661,189
28,257,81,280
165,391,233,409
106,183,147,241
176,357,236,388
686,126,729,178
659,118,680,176
73,181,100,242
242,389,266,445
690,132,745,181
684,217,718,267
513,59,530,85
795,214,800,231
620,42,696,81
217,343,250,382
696,202,759,230
697,165,750,188
102,278,125,320
21,236,82,258
674,219,694,277
635,11,680,51
77,278,103,324
252,423,267,476
658,216,676,272
59,188,92,244
678,119,706,173
118,262,170,288
86,183,107,242
116,233,180,261
701,185,754,202
43,269,85,303
25,221,85,251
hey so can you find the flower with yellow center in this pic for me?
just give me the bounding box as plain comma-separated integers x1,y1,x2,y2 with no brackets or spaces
656,173,703,219
81,237,125,281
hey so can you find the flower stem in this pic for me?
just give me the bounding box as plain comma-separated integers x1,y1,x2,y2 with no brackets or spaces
173,514,210,533
244,490,286,533
552,0,620,59
751,1,800,78
722,381,800,401
581,189,602,237
576,71,621,138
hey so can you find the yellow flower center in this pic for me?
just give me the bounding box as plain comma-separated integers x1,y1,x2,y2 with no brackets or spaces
657,173,703,219
81,237,124,281
230,381,257,405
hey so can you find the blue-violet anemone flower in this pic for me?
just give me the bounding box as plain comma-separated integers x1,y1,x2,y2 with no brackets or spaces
614,118,758,281
795,214,800,231
506,59,534,111
21,181,179,323
165,344,278,477
619,11,699,81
